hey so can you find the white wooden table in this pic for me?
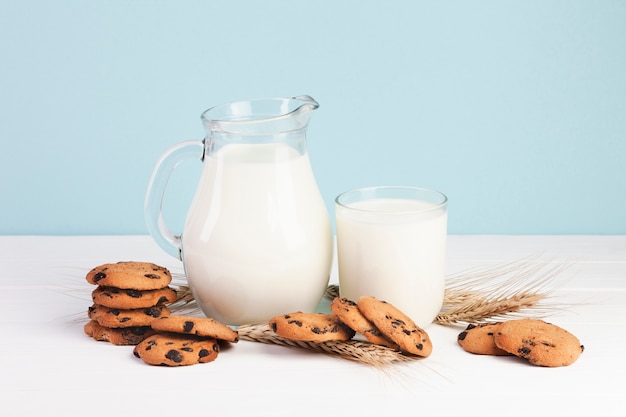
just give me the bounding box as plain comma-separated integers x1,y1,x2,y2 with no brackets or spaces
1,235,624,416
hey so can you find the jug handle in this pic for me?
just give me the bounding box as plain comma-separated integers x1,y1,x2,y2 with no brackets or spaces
144,140,204,260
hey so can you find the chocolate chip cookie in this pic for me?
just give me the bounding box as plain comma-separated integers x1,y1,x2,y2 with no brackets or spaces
86,261,172,290
150,315,239,343
88,304,170,328
133,333,220,366
91,286,177,309
330,297,398,349
494,319,584,367
269,312,356,342
84,319,155,345
357,296,432,357
457,322,510,356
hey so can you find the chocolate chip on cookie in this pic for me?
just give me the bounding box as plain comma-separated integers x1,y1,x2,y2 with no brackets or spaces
269,312,356,342
357,296,432,357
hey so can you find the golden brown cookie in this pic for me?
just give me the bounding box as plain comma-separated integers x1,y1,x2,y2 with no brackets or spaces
357,296,432,357
494,319,584,367
86,261,172,290
91,286,177,309
150,315,239,343
133,333,220,366
457,322,510,356
83,319,155,345
88,304,170,328
269,312,356,342
330,297,398,349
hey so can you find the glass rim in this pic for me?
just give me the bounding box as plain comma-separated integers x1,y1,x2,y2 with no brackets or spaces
335,185,448,214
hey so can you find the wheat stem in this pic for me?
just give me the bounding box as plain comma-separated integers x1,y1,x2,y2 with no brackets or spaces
237,323,418,367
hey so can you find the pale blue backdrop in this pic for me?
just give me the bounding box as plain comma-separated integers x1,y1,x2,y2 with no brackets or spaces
1,0,625,236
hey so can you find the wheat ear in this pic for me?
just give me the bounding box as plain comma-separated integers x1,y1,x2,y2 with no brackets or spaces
437,255,572,325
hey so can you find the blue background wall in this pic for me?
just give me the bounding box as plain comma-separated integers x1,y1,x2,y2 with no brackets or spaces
1,0,625,235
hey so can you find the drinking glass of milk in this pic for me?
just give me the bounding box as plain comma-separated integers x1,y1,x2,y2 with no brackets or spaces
145,96,333,326
335,186,448,327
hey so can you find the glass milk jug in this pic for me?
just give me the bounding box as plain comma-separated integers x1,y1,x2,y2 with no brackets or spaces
144,96,333,326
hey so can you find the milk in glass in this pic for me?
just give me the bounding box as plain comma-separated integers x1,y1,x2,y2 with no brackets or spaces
336,197,447,327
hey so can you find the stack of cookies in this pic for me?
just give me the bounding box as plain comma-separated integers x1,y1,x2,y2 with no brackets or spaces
83,261,240,366
269,295,433,358
84,261,177,346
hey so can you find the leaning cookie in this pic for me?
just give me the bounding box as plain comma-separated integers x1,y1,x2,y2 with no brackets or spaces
91,286,177,309
133,333,220,366
494,319,584,367
86,261,172,290
150,315,239,343
88,304,170,328
457,322,511,356
269,312,356,342
84,319,155,345
357,296,432,357
330,297,399,349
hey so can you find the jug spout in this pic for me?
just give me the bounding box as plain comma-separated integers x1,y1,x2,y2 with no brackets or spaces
290,95,319,128
292,95,319,113
293,95,319,107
